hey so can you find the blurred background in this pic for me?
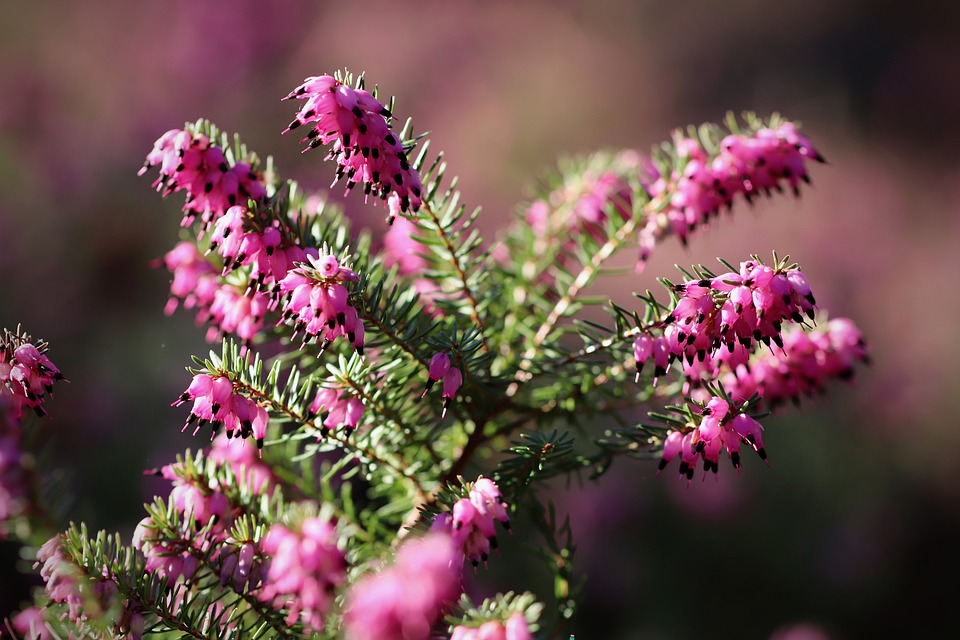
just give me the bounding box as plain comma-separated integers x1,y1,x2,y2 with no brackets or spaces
1,1,958,638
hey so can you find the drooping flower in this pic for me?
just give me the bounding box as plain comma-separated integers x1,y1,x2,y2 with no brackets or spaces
342,532,461,640
637,121,824,270
1,329,63,419
422,352,451,398
174,373,269,450
432,477,510,568
258,516,346,631
309,385,365,435
283,74,423,213
714,317,870,409
450,613,535,640
140,128,267,229
209,205,311,292
657,405,769,481
441,367,463,419
277,252,365,355
37,535,119,624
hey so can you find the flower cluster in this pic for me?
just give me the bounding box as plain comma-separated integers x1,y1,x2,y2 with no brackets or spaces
422,352,463,418
342,532,461,640
310,385,365,435
1,330,63,420
658,399,768,480
140,128,267,228
258,517,346,631
432,477,510,568
687,317,870,409
637,123,824,268
207,433,277,494
283,74,423,214
450,614,534,640
277,252,365,355
1,330,61,531
135,459,233,583
174,373,269,449
37,535,121,627
160,242,269,346
635,258,818,383
209,205,311,292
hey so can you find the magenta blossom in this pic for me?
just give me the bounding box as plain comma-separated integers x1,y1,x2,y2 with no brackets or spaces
283,74,423,213
310,386,365,435
432,476,511,568
637,122,824,269
174,373,269,450
277,252,365,356
258,516,346,631
342,532,462,640
140,128,267,229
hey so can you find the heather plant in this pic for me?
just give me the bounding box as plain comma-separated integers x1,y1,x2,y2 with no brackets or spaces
1,70,868,640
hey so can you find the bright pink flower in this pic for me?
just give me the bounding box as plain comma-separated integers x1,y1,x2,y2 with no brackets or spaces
140,128,267,229
310,386,365,435
283,75,423,213
1,330,63,419
342,532,461,640
441,367,463,418
258,516,346,631
133,516,202,583
422,352,451,398
636,121,824,270
277,252,365,355
174,373,270,449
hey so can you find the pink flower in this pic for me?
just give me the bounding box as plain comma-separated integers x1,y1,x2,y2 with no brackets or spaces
283,74,423,213
685,318,870,410
658,403,771,481
441,367,463,419
160,241,219,316
277,252,365,356
140,128,267,229
258,517,346,631
174,373,269,450
310,386,365,435
36,535,118,624
209,205,309,291
450,614,534,640
12,607,52,640
342,532,462,640
421,352,451,398
636,121,824,270
432,477,510,568
1,329,63,419
208,434,276,494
